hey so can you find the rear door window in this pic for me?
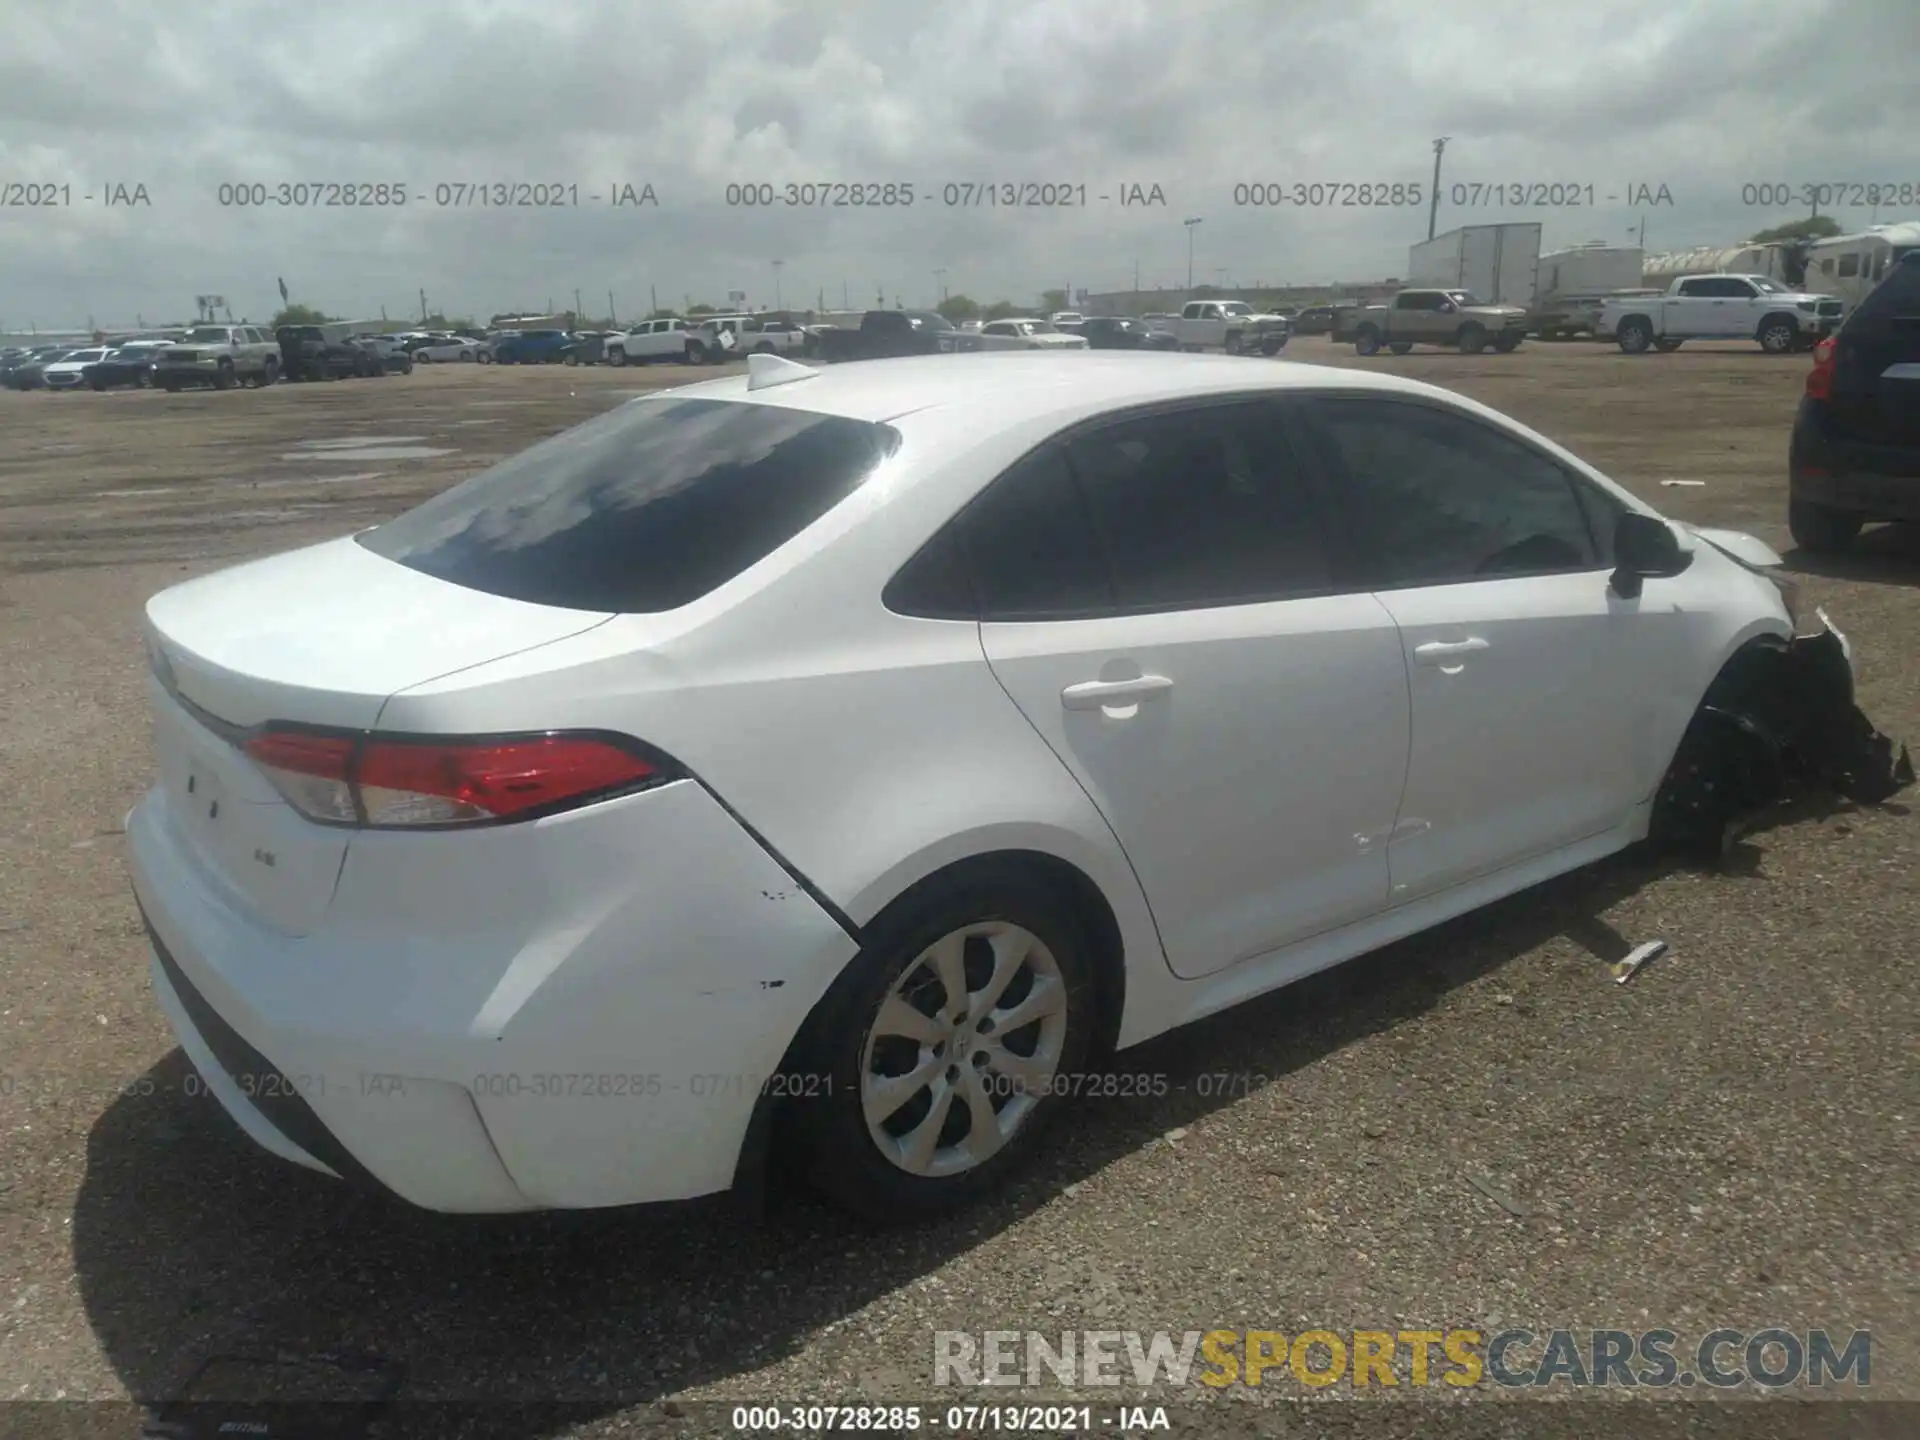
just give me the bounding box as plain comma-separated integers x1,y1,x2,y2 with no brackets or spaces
357,398,900,612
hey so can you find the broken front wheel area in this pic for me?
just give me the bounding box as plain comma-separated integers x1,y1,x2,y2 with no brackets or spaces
1651,627,1914,856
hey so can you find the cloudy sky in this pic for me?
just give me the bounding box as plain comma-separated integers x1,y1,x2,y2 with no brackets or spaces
1,0,1914,329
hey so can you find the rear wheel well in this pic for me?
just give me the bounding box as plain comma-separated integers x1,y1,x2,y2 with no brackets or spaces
731,849,1129,1211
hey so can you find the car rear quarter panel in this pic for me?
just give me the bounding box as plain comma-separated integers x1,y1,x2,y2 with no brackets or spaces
373,402,1175,1032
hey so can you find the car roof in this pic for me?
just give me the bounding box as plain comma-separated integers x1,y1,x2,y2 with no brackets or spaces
652,351,1456,426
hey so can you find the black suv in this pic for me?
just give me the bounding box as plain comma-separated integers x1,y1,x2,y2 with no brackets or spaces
1788,250,1920,552
277,324,379,381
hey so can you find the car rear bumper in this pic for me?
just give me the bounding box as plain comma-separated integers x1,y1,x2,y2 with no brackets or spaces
127,775,861,1212
1791,402,1920,518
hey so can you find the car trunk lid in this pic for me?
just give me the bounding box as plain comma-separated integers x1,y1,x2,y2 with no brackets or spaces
143,536,612,933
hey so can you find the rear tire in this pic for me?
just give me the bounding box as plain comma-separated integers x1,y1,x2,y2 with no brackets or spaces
1616,318,1654,354
1389,341,1413,355
1788,498,1864,553
1354,327,1382,356
788,867,1097,1223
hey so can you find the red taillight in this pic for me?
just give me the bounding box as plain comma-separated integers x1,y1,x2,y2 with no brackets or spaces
244,728,665,827
356,735,657,826
1805,337,1837,400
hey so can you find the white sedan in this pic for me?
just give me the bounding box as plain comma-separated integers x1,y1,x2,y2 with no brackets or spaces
127,351,1904,1222
976,318,1089,350
412,334,493,363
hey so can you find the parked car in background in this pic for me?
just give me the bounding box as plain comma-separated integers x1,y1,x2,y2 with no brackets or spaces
492,329,570,364
3,347,73,389
1080,317,1180,351
413,332,494,364
353,336,415,373
42,347,114,391
604,318,694,365
123,352,1909,1224
1788,251,1920,552
685,320,741,364
1350,289,1529,355
812,309,981,361
1048,311,1086,328
85,341,175,390
562,332,609,365
151,325,282,390
1602,275,1845,355
976,318,1090,351
277,324,375,381
1171,300,1291,355
734,318,812,356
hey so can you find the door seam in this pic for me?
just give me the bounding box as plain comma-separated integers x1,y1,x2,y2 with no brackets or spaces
970,620,1177,978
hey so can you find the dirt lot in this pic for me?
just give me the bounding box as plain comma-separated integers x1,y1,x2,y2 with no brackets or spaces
0,342,1914,1435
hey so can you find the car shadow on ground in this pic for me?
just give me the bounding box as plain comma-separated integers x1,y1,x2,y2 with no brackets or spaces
1782,522,1920,588
65,817,1848,1433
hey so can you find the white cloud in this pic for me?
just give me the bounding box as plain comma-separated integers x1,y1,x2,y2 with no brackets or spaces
0,0,1914,326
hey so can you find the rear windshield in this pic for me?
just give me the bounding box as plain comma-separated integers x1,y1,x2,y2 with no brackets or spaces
357,397,900,612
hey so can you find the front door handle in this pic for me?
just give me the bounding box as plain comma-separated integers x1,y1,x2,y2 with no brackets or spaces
1061,675,1174,710
1413,638,1489,664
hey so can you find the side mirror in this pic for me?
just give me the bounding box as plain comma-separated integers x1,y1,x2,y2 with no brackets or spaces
1610,512,1694,598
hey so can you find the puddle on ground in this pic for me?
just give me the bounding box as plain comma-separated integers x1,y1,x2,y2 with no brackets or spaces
282,446,454,461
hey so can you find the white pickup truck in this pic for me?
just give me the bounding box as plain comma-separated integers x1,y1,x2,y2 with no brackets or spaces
1171,299,1290,355
1601,273,1845,355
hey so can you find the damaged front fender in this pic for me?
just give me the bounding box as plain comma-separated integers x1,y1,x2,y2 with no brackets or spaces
1651,622,1914,853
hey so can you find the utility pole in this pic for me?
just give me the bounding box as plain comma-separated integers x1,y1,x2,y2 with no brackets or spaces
1637,215,1647,248
843,281,850,309
419,289,428,322
650,283,658,316
772,259,783,311
1427,137,1449,240
933,268,947,304
573,289,582,324
1184,217,1202,291
1133,259,1140,291
608,290,616,324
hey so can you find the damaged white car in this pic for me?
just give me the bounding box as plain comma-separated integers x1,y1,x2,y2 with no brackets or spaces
125,354,1910,1223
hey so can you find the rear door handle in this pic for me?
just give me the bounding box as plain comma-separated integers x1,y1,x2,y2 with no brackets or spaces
1413,638,1489,665
1061,675,1174,710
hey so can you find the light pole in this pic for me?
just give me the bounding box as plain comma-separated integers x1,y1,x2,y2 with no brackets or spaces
772,259,783,312
1427,137,1449,240
1183,217,1202,291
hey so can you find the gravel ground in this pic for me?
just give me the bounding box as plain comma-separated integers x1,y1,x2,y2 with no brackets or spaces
0,343,1913,1437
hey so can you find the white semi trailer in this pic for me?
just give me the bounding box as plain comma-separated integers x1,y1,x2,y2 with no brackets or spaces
1407,223,1543,310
